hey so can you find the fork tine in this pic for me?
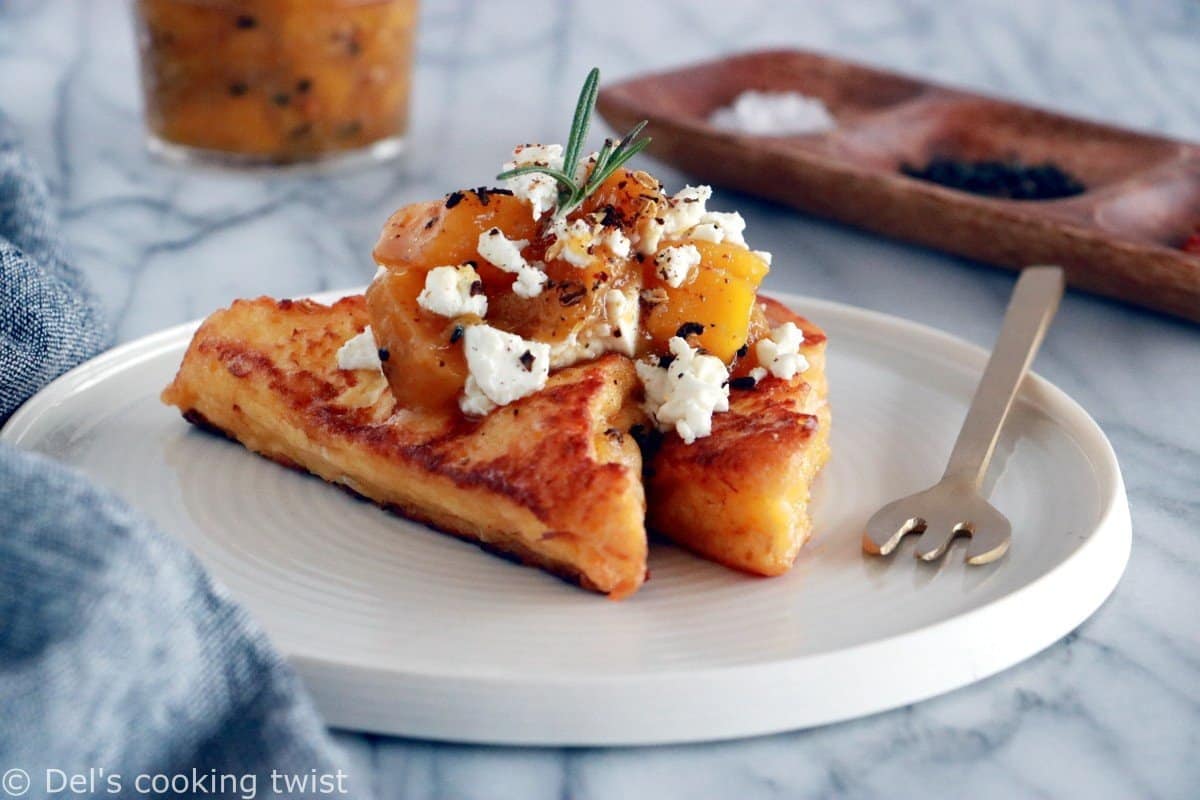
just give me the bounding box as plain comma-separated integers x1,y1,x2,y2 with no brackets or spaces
913,520,963,561
964,516,1012,565
863,499,924,556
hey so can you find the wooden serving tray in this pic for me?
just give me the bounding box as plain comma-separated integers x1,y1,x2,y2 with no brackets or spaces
597,49,1200,322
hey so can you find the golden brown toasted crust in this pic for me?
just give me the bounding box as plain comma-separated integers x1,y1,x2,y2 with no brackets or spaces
162,295,649,598
646,297,830,576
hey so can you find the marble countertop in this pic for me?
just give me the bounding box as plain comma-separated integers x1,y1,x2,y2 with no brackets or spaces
3,1,1198,797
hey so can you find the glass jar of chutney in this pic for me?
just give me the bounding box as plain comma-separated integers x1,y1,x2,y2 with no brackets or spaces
134,0,417,168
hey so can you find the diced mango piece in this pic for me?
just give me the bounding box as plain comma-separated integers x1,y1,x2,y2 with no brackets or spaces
643,240,769,362
365,266,469,412
373,192,537,273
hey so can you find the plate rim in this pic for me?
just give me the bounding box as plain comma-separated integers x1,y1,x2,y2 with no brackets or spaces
2,288,1131,744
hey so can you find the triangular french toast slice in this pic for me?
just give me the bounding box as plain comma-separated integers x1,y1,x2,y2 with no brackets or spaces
162,295,649,599
646,297,830,576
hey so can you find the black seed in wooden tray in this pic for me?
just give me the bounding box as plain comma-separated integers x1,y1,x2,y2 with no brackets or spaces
901,157,1086,201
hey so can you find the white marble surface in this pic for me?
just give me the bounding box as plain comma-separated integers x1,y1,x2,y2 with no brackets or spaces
3,1,1199,797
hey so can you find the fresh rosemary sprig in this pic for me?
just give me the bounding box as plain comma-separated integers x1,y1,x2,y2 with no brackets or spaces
496,68,651,219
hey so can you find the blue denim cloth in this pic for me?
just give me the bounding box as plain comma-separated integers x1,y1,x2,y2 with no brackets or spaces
0,114,362,798
0,114,110,418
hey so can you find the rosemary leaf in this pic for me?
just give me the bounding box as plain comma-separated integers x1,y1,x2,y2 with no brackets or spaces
587,137,652,191
495,67,650,220
562,68,600,185
615,119,648,151
588,138,616,183
495,164,576,190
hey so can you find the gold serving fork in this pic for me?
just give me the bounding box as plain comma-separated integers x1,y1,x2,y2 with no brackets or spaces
863,266,1065,564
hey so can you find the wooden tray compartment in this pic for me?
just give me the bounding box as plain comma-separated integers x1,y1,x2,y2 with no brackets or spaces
597,50,1200,321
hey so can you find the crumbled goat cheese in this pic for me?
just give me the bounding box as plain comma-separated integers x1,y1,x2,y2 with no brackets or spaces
459,376,496,417
547,332,592,370
752,250,773,266
601,227,632,259
512,143,564,164
548,217,595,268
755,322,808,380
661,185,712,238
373,264,389,281
574,151,600,183
749,366,768,383
674,210,748,247
460,324,551,415
417,264,487,318
655,244,701,288
636,336,730,444
503,143,564,218
512,268,547,298
336,327,383,372
709,90,836,136
686,222,724,243
549,287,639,368
697,211,747,247
477,227,529,272
477,227,547,298
637,215,665,254
637,185,751,253
603,287,639,356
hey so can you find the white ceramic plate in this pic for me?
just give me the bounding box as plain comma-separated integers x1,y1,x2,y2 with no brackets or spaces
2,290,1130,746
